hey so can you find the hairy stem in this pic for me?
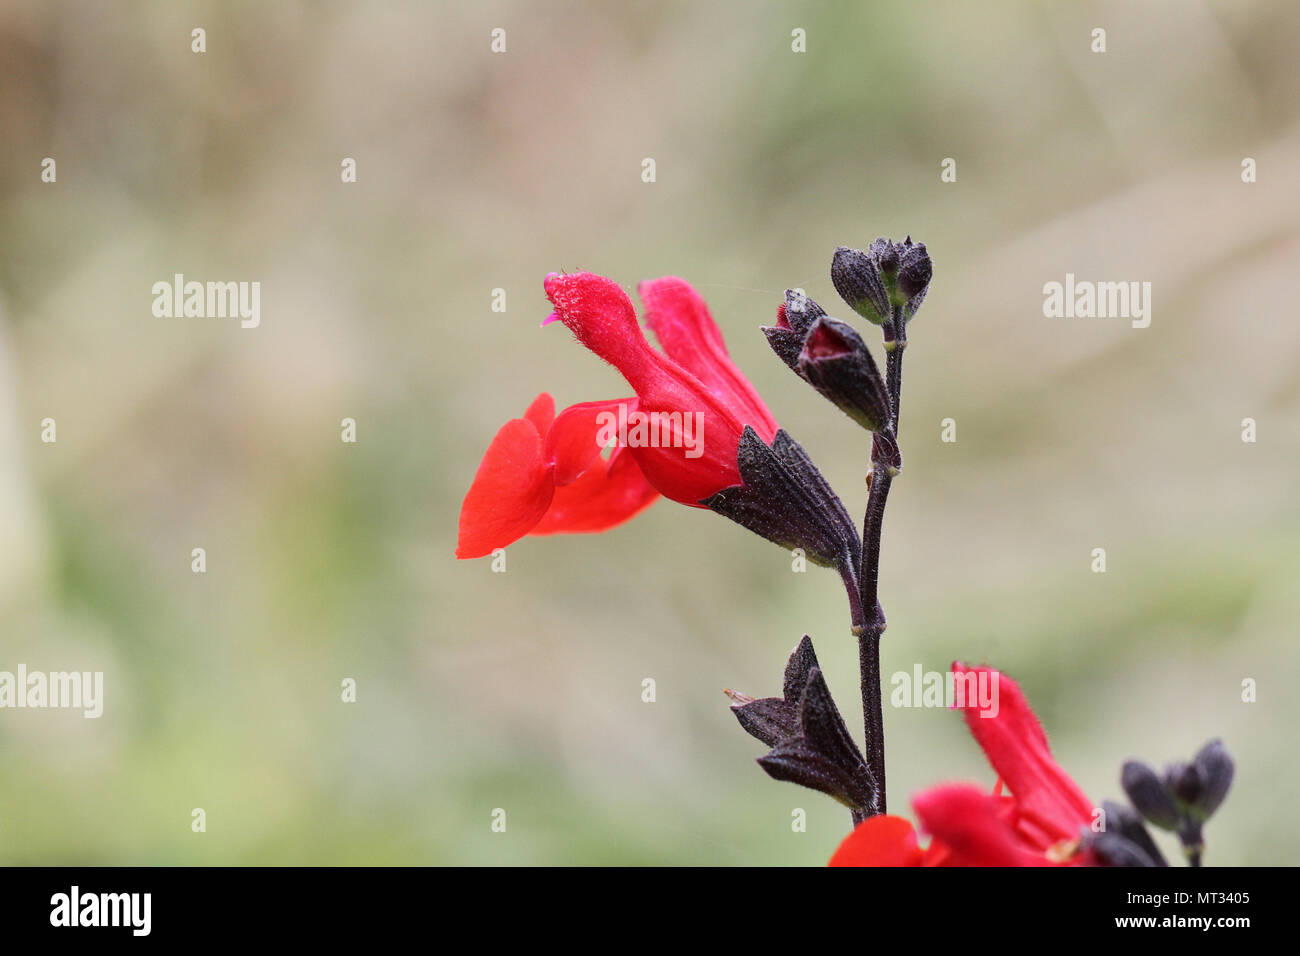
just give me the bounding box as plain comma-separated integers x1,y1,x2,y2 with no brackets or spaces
840,561,866,632
855,308,906,819
857,620,887,815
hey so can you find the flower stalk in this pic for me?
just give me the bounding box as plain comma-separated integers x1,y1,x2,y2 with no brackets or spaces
853,305,906,816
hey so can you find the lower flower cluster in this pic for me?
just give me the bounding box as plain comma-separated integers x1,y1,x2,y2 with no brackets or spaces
818,652,1234,866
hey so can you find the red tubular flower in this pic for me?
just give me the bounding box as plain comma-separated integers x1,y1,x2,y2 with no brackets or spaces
830,664,1097,867
455,392,659,559
457,271,780,558
544,272,778,505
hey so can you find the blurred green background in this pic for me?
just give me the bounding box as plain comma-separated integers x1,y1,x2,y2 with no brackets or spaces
1,0,1297,865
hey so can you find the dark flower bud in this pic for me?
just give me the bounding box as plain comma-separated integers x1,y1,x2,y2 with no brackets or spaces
869,237,898,273
762,322,804,371
831,246,892,325
761,289,827,370
705,427,862,576
1168,761,1205,807
763,292,894,437
757,665,877,813
796,317,892,434
897,239,932,304
1090,831,1159,867
1120,742,1233,865
1189,739,1234,819
1122,759,1181,831
782,288,826,336
727,637,878,815
832,238,932,326
1089,800,1167,867
1167,739,1235,823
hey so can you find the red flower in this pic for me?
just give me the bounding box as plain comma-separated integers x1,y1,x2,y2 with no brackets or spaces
457,272,779,558
830,664,1097,867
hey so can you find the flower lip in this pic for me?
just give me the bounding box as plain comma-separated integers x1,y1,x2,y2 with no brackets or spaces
456,391,659,558
793,317,891,434
802,318,854,360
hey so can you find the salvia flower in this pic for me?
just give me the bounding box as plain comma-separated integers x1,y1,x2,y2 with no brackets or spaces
830,664,1097,866
459,272,856,569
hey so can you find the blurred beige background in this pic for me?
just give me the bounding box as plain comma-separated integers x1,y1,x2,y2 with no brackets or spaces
1,0,1296,864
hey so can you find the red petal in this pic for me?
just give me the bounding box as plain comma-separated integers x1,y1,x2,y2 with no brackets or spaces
455,417,555,559
523,392,555,434
638,277,778,442
952,663,1094,848
544,398,637,486
829,815,924,867
531,447,659,535
626,441,739,507
913,785,1046,866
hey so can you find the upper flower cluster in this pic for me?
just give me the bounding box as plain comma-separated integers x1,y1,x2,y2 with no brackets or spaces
458,243,935,564
831,237,932,328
